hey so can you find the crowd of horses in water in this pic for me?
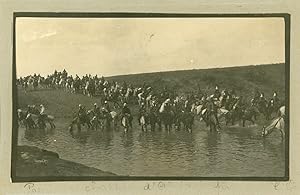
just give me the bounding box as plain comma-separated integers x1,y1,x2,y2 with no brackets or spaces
17,70,286,140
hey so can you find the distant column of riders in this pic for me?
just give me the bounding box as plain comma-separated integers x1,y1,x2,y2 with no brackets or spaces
17,69,284,131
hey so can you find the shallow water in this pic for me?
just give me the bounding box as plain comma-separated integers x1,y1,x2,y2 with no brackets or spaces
18,118,286,177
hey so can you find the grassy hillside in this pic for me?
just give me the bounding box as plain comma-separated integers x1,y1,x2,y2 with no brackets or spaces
107,63,286,99
17,63,286,119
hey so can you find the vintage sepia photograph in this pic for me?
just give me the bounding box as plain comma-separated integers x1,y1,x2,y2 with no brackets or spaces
12,13,289,181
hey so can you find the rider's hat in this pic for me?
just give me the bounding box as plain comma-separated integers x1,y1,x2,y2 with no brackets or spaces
79,104,82,107
40,104,43,107
123,102,127,107
94,103,97,106
104,101,108,104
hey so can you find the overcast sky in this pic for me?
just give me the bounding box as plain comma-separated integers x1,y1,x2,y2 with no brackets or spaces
16,17,285,77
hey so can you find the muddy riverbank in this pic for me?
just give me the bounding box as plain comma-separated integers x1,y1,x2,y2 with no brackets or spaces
16,145,117,177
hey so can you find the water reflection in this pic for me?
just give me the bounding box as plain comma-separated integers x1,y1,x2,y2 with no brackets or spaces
205,132,221,167
18,120,286,177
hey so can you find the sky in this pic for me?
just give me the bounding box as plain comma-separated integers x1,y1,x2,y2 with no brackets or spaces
16,17,285,77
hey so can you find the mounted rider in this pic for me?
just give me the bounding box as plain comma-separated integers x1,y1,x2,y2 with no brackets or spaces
213,85,221,99
74,104,88,124
92,103,101,117
38,104,48,121
184,100,192,113
206,96,221,128
121,102,133,127
270,91,281,109
252,90,261,106
258,93,268,113
163,98,172,113
103,101,111,112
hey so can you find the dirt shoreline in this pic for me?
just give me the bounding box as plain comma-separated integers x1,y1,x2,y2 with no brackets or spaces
16,145,117,177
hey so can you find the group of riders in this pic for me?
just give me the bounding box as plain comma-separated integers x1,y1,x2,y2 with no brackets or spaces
17,69,285,134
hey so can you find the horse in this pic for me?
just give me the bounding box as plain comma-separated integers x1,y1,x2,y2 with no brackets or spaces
39,114,55,129
261,116,285,140
225,105,243,126
180,111,195,132
204,112,220,132
124,88,133,104
32,79,38,90
110,111,119,129
148,110,159,131
86,81,96,97
21,108,55,129
17,109,27,127
139,112,148,131
69,112,91,132
121,114,130,132
240,106,260,127
23,114,36,129
261,106,285,140
266,100,281,120
159,102,174,131
87,110,102,130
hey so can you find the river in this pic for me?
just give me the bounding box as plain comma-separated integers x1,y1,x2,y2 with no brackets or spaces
18,118,285,177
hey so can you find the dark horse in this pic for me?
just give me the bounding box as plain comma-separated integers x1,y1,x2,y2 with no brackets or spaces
69,112,91,132
175,111,194,132
240,106,260,127
203,111,219,132
225,106,243,126
159,110,174,131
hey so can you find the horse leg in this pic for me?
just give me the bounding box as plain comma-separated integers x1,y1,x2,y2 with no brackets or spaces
280,129,285,141
50,121,55,129
242,119,245,127
158,121,162,130
151,123,155,131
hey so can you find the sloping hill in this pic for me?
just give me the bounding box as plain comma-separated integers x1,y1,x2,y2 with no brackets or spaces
107,63,286,99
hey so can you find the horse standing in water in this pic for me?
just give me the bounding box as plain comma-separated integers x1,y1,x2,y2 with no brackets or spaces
262,106,285,141
159,99,173,131
240,106,260,127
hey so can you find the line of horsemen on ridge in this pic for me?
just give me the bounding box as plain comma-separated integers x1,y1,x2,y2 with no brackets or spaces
17,69,285,134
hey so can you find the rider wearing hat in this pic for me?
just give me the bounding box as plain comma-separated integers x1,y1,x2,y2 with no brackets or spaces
103,101,111,113
271,91,281,108
38,104,48,121
76,104,87,122
92,103,101,117
213,85,221,99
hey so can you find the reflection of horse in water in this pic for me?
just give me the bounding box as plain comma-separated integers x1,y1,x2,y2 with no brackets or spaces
261,106,285,141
